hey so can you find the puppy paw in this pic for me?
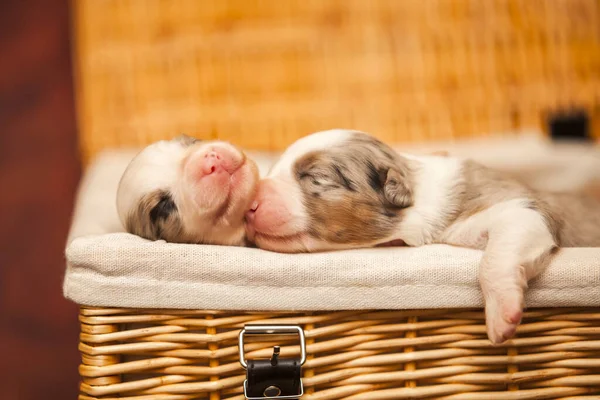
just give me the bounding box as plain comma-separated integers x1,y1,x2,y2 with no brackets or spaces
485,296,523,345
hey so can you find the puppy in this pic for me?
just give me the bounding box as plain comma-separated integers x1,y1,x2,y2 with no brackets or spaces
246,129,600,344
117,135,259,246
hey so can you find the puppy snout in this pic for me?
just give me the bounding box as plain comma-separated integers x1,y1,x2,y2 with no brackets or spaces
189,147,241,178
201,152,223,175
206,151,221,160
245,202,258,223
244,180,299,236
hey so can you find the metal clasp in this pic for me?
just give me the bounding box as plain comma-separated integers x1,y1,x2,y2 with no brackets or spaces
238,325,307,369
239,325,306,399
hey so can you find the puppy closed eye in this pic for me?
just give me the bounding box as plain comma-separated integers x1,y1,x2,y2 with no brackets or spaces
150,191,178,223
300,171,334,188
332,165,356,191
127,190,183,242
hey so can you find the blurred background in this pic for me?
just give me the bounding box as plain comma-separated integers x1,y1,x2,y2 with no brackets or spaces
0,0,81,399
1,0,599,398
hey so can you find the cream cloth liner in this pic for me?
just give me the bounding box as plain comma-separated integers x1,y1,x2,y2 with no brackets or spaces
64,132,600,310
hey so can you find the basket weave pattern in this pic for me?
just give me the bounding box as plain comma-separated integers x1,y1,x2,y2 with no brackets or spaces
74,0,600,162
79,307,600,399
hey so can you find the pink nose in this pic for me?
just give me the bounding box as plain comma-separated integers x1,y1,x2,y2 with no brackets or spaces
201,151,223,175
245,201,258,223
244,202,259,241
244,181,294,235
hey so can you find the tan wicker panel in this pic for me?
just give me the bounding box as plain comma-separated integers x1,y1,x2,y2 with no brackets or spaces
73,0,600,163
78,307,600,399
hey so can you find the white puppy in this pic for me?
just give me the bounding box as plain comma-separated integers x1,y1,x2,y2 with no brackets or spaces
117,135,259,246
246,129,600,344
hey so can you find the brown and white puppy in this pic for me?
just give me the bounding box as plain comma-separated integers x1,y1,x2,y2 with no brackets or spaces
246,129,600,344
117,135,259,246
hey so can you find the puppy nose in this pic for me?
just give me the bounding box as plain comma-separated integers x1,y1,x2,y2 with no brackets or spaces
206,151,221,160
201,151,223,175
245,201,259,223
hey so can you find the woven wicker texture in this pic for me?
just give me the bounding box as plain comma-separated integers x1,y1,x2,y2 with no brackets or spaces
74,0,600,163
79,307,600,399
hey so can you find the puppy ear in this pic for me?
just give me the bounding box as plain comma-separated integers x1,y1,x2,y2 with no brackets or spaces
174,134,199,146
384,167,413,208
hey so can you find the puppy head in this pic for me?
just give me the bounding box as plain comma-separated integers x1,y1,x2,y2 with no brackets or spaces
246,129,413,253
117,135,259,245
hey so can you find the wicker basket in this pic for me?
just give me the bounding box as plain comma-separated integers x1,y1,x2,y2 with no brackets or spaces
79,308,600,399
71,1,600,399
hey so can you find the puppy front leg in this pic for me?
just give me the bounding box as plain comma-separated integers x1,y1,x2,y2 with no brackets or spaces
480,206,557,344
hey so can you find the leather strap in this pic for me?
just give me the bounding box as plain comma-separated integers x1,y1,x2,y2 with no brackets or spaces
246,358,301,398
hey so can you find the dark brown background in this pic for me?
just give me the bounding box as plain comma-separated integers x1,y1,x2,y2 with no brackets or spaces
0,0,81,398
